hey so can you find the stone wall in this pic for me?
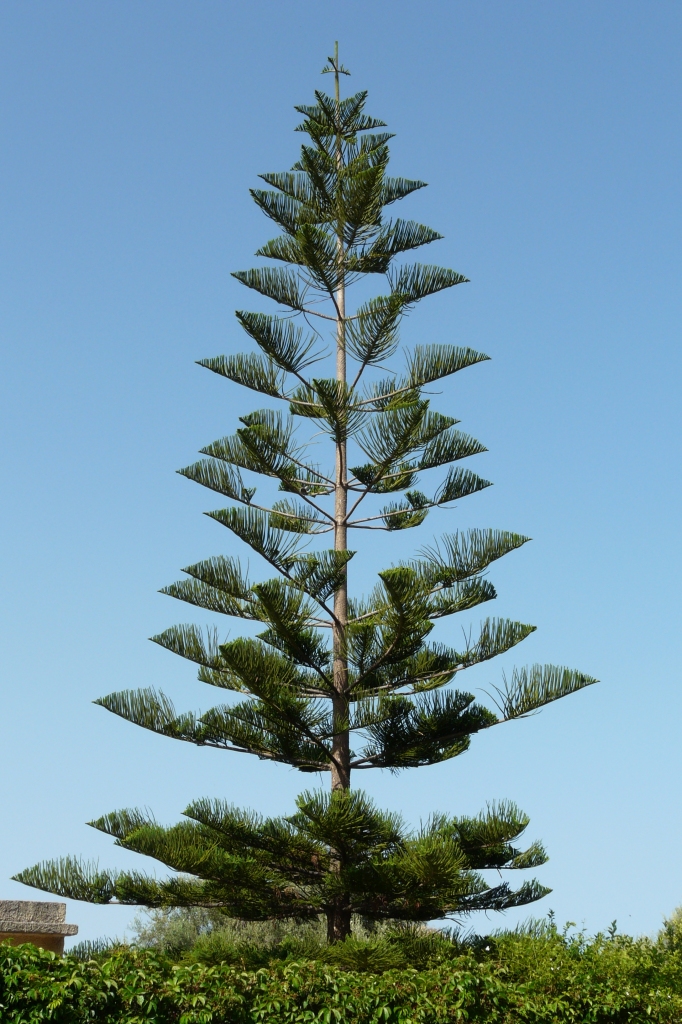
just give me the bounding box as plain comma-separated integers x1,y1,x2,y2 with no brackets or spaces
0,900,78,955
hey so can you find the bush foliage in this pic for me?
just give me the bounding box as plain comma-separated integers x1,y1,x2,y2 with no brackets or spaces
3,917,682,1022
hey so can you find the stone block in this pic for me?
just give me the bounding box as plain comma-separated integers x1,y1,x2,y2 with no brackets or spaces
0,900,78,955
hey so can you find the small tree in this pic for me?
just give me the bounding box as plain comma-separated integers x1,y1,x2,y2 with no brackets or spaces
17,48,596,943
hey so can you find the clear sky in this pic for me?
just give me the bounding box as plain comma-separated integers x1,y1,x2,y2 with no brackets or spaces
1,0,681,946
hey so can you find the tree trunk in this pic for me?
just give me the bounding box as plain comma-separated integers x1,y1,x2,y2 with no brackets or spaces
327,902,352,944
331,43,350,799
331,268,349,793
328,45,352,944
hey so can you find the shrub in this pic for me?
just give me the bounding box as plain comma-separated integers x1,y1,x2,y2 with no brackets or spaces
3,921,682,1023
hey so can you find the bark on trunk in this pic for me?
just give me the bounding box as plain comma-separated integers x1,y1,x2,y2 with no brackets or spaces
330,42,350,798
330,269,349,793
327,903,352,944
328,44,352,944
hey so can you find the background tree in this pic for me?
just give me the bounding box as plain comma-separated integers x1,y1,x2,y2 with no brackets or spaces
16,46,596,944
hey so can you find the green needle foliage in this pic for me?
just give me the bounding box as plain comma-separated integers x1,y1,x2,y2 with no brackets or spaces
16,45,596,943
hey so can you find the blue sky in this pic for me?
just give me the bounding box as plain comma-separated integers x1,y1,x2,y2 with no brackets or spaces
1,0,680,946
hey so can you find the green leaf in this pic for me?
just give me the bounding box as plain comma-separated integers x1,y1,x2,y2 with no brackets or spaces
196,353,285,397
421,529,531,583
390,264,469,304
357,405,455,479
381,175,427,204
348,220,443,275
252,577,329,669
181,555,252,597
289,789,403,856
215,409,332,493
353,643,462,694
340,160,387,245
455,618,536,669
434,467,492,504
508,841,548,870
289,378,363,438
349,461,418,493
459,879,552,912
150,624,226,669
95,688,213,738
356,401,429,466
345,294,403,366
269,499,330,534
159,556,257,621
160,577,258,619
348,568,434,687
250,188,302,234
258,170,313,203
418,429,487,470
346,131,395,158
289,549,355,602
12,858,120,904
88,808,156,841
294,90,387,138
359,691,496,769
430,800,549,872
206,506,304,573
198,696,332,772
199,423,299,482
258,224,341,295
407,344,490,387
426,578,497,618
232,268,306,310
379,490,430,531
115,820,248,882
235,310,320,374
493,664,598,719
218,636,329,699
178,459,256,504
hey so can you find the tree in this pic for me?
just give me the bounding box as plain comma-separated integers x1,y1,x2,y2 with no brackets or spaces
16,46,596,944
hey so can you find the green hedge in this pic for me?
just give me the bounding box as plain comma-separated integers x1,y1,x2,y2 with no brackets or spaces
2,934,682,1023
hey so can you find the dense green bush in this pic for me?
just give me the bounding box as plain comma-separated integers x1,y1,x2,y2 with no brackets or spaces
3,919,682,1022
